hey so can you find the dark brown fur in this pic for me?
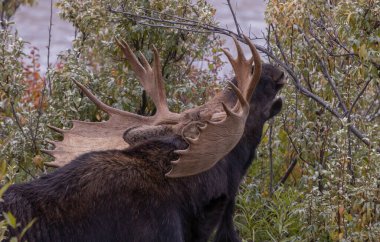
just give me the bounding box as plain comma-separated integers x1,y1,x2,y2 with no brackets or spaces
1,63,284,242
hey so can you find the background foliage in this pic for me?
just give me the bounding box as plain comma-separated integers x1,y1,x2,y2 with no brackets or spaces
235,0,380,241
0,0,379,241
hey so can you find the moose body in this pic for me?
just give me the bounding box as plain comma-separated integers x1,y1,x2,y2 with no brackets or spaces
1,37,284,242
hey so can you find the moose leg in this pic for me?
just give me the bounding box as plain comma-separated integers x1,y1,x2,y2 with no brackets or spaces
212,200,241,242
156,221,185,242
190,194,228,242
129,206,186,242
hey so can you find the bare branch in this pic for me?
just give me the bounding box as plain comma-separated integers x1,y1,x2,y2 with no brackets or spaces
301,27,348,113
365,83,380,118
274,158,298,191
271,24,290,65
47,0,53,94
269,119,274,195
108,7,242,40
226,0,242,36
9,99,27,139
347,77,373,117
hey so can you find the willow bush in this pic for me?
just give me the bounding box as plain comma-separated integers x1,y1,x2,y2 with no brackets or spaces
235,0,379,241
0,21,47,184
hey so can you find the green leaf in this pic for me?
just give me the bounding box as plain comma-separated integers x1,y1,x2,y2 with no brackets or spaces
19,218,37,239
0,183,10,199
3,212,17,229
278,129,287,143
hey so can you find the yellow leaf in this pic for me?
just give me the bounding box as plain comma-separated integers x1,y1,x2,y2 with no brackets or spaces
338,206,344,216
3,212,17,229
359,44,368,60
0,183,10,198
33,155,44,169
0,160,7,177
346,12,352,23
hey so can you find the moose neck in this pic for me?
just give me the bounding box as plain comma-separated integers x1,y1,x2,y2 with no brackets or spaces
225,111,267,179
214,81,268,177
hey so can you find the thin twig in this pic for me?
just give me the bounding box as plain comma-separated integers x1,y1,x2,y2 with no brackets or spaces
347,77,373,117
269,119,274,196
271,24,289,65
226,0,241,36
274,158,298,191
9,99,27,139
109,7,242,40
347,115,354,183
365,83,379,117
18,163,36,179
47,0,53,94
138,7,209,26
32,0,54,153
282,116,310,165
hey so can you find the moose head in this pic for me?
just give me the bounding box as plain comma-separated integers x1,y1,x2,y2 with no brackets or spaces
43,36,262,178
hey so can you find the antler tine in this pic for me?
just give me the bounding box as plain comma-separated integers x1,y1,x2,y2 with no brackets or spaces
115,37,171,117
151,46,170,115
47,124,66,134
115,37,147,83
243,35,261,101
44,161,60,168
136,48,169,114
73,79,145,119
221,35,261,102
233,37,246,62
224,81,249,113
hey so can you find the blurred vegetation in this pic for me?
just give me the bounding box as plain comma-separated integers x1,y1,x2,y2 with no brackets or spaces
0,0,35,24
0,0,379,241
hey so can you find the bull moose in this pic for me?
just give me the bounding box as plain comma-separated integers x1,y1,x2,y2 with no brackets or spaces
1,35,284,241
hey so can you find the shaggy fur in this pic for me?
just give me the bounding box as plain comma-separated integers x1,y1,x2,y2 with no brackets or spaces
1,63,284,242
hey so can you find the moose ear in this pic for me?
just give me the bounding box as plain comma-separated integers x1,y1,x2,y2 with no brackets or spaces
269,98,283,119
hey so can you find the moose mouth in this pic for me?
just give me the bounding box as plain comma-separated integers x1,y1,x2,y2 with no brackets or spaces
275,96,283,103
273,97,283,107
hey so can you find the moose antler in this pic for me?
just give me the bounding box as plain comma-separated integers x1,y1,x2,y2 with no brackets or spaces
115,38,177,121
223,36,261,102
44,35,261,177
166,35,261,177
